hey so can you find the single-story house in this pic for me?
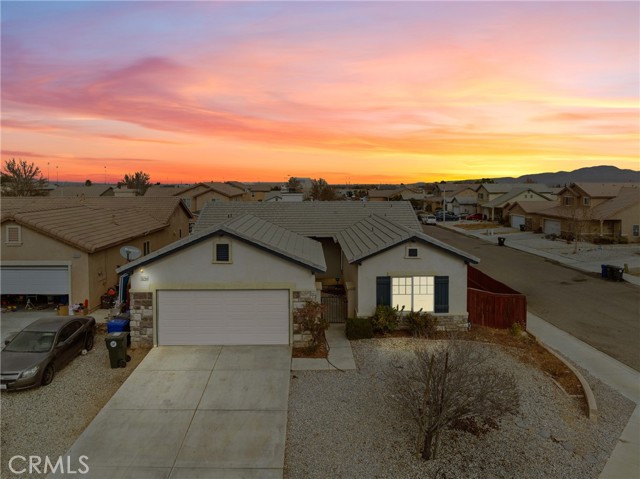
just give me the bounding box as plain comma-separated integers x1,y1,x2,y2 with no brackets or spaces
117,202,479,348
1,197,193,310
476,183,556,210
367,186,425,202
145,182,247,212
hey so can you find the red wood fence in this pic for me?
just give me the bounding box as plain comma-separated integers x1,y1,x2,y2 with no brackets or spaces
467,266,527,329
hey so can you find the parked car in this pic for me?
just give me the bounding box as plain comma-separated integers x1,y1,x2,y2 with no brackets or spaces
421,215,437,225
1,316,96,391
435,211,458,221
463,213,486,221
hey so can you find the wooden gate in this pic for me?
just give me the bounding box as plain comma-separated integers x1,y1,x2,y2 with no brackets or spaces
322,294,347,323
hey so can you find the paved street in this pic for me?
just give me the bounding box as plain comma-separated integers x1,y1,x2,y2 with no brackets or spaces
423,225,640,372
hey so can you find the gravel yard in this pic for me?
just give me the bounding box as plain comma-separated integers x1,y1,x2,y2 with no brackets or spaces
285,338,635,479
1,332,147,479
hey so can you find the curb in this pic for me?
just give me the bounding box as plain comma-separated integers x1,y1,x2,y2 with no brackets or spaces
530,334,598,423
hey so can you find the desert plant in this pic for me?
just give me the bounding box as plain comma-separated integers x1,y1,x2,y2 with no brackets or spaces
346,317,373,340
371,305,401,334
387,341,519,460
293,300,328,348
405,310,438,338
510,321,523,336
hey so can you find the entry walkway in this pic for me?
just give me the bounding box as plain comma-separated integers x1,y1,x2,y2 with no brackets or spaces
291,323,356,371
50,345,291,479
527,313,640,479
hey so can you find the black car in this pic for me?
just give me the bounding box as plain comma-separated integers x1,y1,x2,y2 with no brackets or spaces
435,211,458,221
1,316,96,391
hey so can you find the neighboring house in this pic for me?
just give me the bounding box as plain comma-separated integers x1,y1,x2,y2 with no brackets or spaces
145,182,246,212
535,184,640,240
246,183,273,201
117,202,479,347
1,197,193,311
264,192,304,202
48,185,115,197
426,184,475,212
504,201,556,231
480,188,553,222
476,183,555,211
367,186,424,202
450,196,477,216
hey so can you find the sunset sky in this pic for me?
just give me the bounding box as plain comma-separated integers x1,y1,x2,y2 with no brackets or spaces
2,1,638,185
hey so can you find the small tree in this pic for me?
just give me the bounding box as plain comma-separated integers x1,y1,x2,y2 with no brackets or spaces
1,159,48,196
309,178,337,201
388,341,519,460
293,300,328,349
85,179,93,186
286,176,302,193
120,171,151,196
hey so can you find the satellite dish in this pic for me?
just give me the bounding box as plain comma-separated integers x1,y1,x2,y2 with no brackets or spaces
120,245,142,261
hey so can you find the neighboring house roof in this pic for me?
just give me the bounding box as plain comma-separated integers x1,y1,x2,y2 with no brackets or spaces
452,197,477,205
225,181,247,191
116,214,326,274
336,215,479,264
48,185,114,197
560,182,639,198
367,189,400,199
248,184,273,193
482,189,552,208
434,183,473,194
1,197,192,253
506,201,556,214
144,186,192,197
195,201,422,237
591,187,640,219
480,183,554,194
199,182,245,198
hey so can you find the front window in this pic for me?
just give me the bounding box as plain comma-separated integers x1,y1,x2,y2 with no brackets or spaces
392,276,434,312
583,197,591,206
563,196,574,206
633,225,639,237
4,331,56,353
143,241,150,255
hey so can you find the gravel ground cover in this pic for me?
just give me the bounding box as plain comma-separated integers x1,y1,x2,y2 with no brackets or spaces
285,338,635,479
1,333,148,479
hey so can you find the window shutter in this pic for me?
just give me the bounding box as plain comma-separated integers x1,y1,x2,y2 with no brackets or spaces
376,276,391,307
434,276,449,313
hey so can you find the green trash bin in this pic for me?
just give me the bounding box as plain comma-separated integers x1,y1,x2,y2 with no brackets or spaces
105,332,130,368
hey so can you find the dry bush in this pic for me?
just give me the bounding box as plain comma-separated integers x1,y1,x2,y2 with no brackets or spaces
387,341,519,460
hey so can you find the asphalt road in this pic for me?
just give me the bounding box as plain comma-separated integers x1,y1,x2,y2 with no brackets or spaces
423,225,640,372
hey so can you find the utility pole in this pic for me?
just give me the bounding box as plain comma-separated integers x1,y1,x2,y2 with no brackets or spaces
443,184,446,224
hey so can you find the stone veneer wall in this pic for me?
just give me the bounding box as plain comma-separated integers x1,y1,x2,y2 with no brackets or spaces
129,292,153,348
292,290,321,336
435,314,470,332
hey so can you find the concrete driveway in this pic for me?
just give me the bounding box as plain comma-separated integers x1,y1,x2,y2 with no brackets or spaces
50,345,291,479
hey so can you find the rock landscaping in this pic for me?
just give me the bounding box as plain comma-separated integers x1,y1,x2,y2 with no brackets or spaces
285,338,634,479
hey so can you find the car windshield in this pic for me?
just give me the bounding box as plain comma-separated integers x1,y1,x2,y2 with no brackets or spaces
4,331,56,353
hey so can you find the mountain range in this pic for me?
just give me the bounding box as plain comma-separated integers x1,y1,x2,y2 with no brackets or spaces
492,165,640,185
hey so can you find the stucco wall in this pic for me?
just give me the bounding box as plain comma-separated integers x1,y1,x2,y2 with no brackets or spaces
127,235,318,346
615,203,640,242
1,222,89,306
315,238,342,282
356,241,468,317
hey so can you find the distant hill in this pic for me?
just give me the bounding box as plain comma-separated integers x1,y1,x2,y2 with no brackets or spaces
492,165,640,186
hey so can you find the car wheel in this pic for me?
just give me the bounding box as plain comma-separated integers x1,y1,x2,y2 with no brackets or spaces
41,364,55,386
84,333,95,351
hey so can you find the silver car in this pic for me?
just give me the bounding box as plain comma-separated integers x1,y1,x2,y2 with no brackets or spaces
1,316,96,391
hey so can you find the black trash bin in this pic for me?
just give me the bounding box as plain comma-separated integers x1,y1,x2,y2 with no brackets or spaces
605,265,615,280
105,332,130,368
519,224,525,232
611,266,624,282
497,237,506,246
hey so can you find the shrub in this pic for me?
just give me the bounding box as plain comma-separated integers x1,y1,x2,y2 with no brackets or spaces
406,310,438,338
510,321,523,336
293,301,328,348
346,317,373,340
371,305,401,334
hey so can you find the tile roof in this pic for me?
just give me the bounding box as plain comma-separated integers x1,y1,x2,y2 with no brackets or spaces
248,184,274,193
199,182,245,198
591,187,640,219
194,201,422,237
117,214,326,274
336,215,479,263
48,185,114,197
480,183,554,194
144,186,192,197
482,188,552,208
506,201,556,214
568,183,639,198
1,197,192,253
367,189,399,198
452,197,477,205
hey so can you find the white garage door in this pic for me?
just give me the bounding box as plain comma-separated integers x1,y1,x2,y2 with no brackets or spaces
157,290,289,345
510,215,525,229
544,219,561,235
1,265,69,295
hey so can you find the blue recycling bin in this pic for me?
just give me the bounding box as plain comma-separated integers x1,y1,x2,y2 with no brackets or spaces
601,264,608,279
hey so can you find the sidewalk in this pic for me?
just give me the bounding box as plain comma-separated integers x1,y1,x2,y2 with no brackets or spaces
439,222,640,287
527,313,639,479
291,324,356,371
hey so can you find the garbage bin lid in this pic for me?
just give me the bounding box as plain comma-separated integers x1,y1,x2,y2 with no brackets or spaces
111,332,122,337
